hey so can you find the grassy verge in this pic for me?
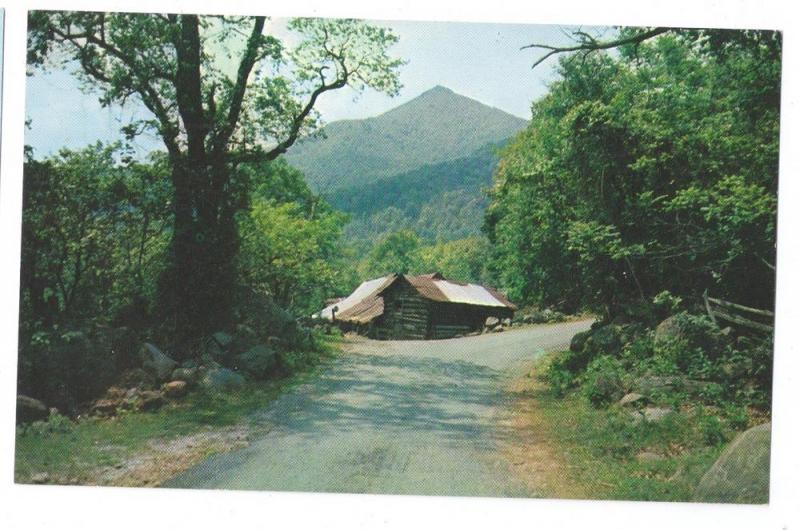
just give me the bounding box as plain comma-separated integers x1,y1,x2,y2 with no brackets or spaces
15,338,341,486
523,353,729,502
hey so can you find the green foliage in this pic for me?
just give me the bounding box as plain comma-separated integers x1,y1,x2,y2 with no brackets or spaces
28,12,404,343
536,380,727,501
485,30,780,314
416,237,495,285
329,144,501,246
20,144,170,332
238,197,349,317
360,230,422,277
581,356,628,406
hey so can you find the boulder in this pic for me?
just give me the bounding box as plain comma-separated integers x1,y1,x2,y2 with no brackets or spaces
636,451,664,463
117,367,156,389
632,375,687,395
137,390,165,411
632,375,710,398
655,315,684,343
236,344,277,379
162,380,188,399
16,395,49,425
631,406,674,424
201,368,245,392
485,316,500,328
501,317,512,327
212,331,234,348
693,423,771,504
584,325,622,356
171,367,199,385
570,330,591,353
139,343,177,382
644,407,673,422
91,399,118,417
618,392,646,407
105,386,127,400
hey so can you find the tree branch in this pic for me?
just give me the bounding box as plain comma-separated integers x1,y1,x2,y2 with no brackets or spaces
210,16,266,157
522,27,671,69
264,73,348,161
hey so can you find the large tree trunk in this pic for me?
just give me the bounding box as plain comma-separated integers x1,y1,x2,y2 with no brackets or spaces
158,159,239,354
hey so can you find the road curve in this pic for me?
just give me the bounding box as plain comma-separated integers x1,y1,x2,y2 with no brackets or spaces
164,319,592,497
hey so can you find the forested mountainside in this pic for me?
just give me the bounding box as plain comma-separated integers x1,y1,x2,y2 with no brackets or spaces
284,85,527,192
326,143,501,249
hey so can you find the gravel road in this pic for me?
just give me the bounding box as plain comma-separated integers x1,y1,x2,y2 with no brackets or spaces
164,319,592,496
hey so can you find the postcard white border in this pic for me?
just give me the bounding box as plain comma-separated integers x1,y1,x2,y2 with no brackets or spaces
1,1,798,529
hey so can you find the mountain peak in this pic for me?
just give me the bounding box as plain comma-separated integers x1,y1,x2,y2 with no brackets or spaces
286,86,528,191
425,85,454,94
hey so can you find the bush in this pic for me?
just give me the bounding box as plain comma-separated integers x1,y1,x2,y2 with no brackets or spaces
696,413,727,446
17,326,120,414
544,361,576,397
581,356,628,407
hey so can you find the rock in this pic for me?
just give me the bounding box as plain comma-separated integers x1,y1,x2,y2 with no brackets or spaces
632,375,687,395
201,368,245,392
501,317,512,327
693,423,771,504
117,367,156,389
235,344,277,379
16,395,49,425
570,330,591,353
485,316,500,328
630,406,674,424
105,386,127,400
139,343,177,382
171,367,199,385
492,326,505,333
233,324,259,351
136,390,165,411
91,399,118,416
212,331,234,348
162,380,188,399
584,325,622,356
655,315,684,343
636,451,664,463
643,407,673,422
618,392,646,407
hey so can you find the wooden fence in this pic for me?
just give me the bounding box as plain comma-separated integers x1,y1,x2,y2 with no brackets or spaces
703,290,774,334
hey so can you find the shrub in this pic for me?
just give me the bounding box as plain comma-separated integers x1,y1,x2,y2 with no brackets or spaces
544,361,576,397
696,412,727,446
582,355,628,407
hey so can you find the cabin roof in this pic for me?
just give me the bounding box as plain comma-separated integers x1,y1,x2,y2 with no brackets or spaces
315,272,515,324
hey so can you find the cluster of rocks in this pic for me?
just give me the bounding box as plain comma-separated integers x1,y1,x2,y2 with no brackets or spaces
515,308,568,325
17,326,286,424
483,316,513,333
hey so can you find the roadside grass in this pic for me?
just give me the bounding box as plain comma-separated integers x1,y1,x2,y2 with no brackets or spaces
530,353,728,502
15,338,340,485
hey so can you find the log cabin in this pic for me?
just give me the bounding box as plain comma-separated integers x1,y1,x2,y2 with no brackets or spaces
315,272,515,340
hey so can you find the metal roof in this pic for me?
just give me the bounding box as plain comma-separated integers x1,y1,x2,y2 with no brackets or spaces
315,273,515,324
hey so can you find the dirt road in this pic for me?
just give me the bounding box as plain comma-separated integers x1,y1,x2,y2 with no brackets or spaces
164,319,592,496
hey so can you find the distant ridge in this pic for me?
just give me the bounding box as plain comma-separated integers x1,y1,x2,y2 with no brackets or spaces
284,85,527,192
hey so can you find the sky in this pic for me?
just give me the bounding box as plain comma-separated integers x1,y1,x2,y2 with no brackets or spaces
24,18,607,157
